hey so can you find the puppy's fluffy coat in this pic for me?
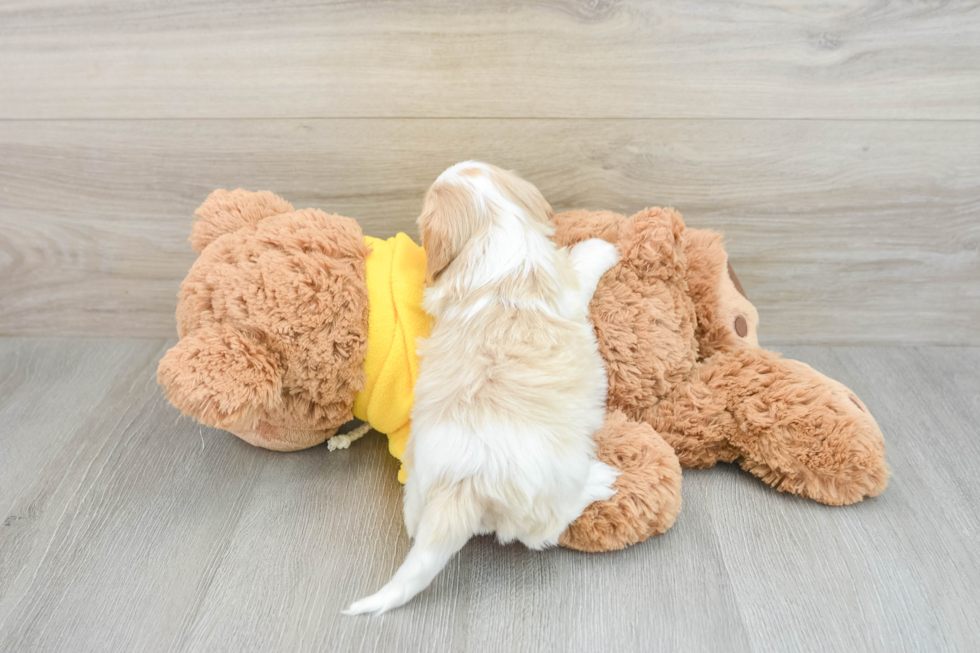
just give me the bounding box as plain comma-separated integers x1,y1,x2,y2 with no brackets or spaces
346,162,620,615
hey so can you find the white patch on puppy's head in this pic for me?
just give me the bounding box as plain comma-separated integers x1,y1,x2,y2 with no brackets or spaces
417,162,554,292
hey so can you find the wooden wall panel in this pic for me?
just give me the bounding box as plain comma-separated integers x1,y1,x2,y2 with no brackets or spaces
1,1,979,120
1,119,977,343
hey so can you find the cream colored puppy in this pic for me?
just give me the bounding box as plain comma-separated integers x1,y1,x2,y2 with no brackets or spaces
345,162,620,615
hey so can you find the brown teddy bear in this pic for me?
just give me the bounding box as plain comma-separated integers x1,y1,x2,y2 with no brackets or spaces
158,189,888,553
553,208,890,527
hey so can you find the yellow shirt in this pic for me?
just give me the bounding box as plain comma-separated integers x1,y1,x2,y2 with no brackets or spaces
352,233,430,482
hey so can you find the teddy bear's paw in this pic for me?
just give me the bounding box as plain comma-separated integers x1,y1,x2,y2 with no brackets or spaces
726,353,890,505
757,396,889,506
560,411,682,552
157,324,282,431
741,443,890,507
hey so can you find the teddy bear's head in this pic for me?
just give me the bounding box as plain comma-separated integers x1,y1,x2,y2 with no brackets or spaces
157,190,370,451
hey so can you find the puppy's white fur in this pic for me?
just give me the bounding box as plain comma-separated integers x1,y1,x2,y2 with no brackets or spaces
345,162,620,615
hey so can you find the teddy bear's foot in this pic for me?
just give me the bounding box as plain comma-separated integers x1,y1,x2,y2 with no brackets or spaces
731,354,890,506
731,356,890,505
231,421,338,452
652,349,889,506
560,411,682,552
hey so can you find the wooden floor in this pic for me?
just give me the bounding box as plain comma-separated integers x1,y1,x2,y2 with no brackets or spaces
1,338,978,652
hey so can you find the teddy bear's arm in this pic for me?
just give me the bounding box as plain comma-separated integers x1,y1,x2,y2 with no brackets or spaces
157,323,283,432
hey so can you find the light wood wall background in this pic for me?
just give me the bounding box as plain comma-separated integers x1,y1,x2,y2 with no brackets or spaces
1,1,978,344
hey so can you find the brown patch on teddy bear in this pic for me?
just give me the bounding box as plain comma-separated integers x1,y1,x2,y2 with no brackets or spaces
734,316,748,337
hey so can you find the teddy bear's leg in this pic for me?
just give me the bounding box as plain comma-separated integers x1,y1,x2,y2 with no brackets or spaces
237,421,338,452
560,410,682,552
650,349,889,506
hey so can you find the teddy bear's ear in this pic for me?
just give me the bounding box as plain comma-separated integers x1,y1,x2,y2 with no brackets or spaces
616,207,687,282
157,325,282,431
189,189,294,254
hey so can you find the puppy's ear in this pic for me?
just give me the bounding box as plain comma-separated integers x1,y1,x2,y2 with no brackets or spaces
417,181,478,284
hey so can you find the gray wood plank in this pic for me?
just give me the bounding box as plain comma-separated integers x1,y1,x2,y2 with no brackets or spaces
2,119,978,344
698,345,980,652
0,339,150,510
2,339,980,652
0,338,749,653
177,446,751,653
2,1,979,120
0,339,269,652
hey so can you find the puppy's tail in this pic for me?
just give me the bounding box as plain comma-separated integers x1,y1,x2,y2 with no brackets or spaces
344,482,480,615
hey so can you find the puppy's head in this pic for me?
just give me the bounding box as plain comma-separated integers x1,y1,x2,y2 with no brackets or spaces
418,162,552,286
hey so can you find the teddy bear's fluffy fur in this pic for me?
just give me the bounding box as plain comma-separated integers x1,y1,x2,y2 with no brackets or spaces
158,190,370,451
159,190,888,553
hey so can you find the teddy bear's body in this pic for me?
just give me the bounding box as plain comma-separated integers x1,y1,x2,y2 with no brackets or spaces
554,208,889,516
159,190,888,553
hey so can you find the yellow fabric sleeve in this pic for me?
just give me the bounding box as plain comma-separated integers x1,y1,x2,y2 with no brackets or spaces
352,233,430,483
